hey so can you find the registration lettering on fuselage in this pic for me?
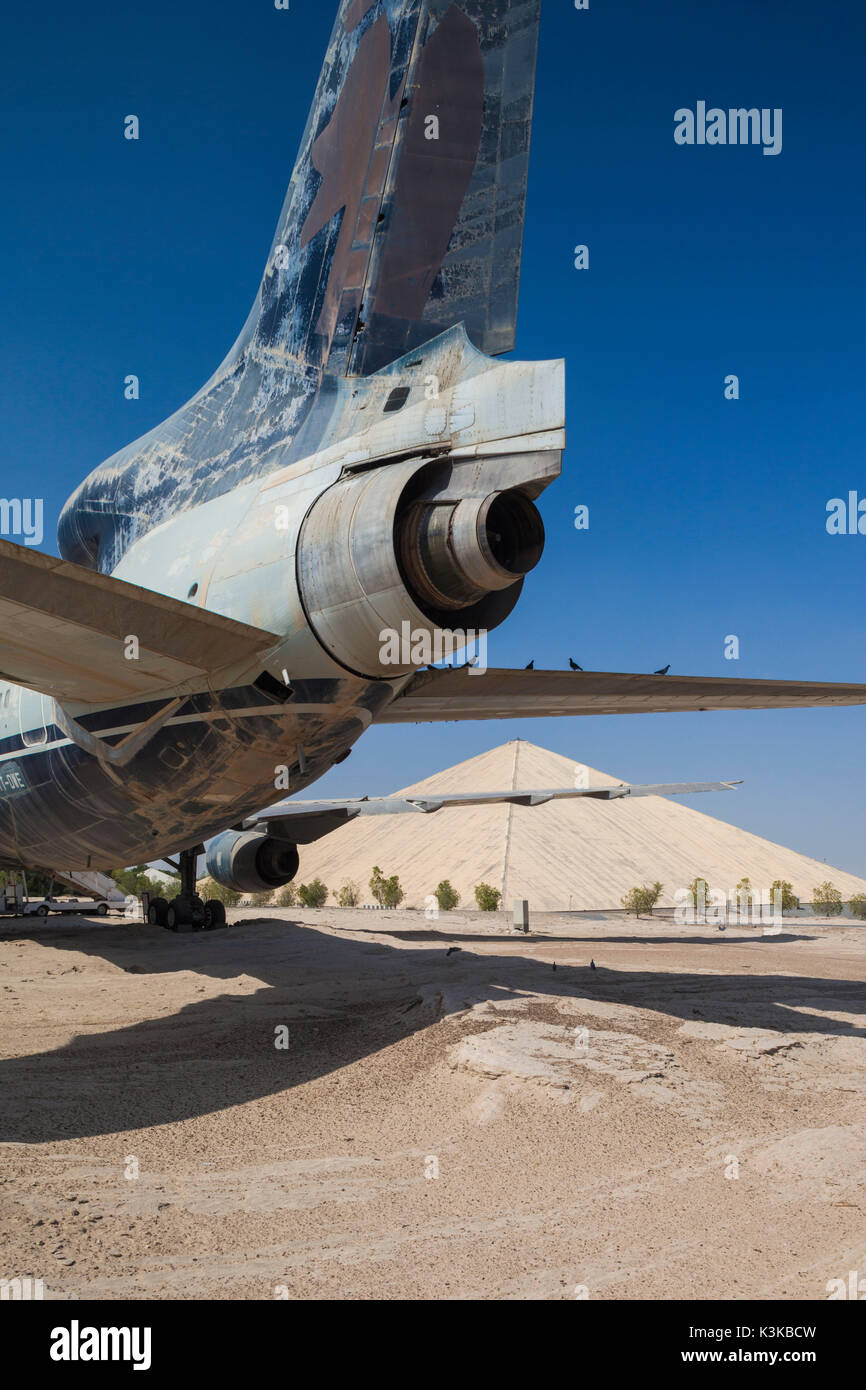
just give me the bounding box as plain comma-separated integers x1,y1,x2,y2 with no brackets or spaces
0,763,27,797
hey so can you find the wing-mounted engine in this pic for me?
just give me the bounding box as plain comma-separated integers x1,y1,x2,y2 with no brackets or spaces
206,830,300,896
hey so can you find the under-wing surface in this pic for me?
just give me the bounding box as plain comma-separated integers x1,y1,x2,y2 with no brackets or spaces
376,667,866,721
1,0,862,930
0,538,279,706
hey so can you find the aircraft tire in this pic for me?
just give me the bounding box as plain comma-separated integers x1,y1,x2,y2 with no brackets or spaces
204,900,227,931
166,898,203,933
148,897,169,927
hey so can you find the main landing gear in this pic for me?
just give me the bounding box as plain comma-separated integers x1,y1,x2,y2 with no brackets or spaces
147,846,228,933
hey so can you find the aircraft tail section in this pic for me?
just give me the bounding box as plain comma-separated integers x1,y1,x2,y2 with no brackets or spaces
57,1,543,574
254,0,541,376
349,0,542,375
251,1,420,373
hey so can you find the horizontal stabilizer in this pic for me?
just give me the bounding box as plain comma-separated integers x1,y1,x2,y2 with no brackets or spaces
0,539,280,706
375,667,866,722
246,778,739,844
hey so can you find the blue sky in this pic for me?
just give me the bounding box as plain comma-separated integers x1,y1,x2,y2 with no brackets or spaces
2,0,866,874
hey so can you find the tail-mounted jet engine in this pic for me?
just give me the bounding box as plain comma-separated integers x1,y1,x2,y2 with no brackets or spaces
296,451,554,678
206,830,300,895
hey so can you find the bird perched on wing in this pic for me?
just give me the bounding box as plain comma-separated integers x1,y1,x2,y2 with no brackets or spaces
446,946,460,956
552,961,557,971
525,660,535,670
654,664,671,675
569,658,583,671
590,959,596,970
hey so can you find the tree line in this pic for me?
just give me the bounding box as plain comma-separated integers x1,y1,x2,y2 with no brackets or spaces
186,870,506,912
620,876,866,919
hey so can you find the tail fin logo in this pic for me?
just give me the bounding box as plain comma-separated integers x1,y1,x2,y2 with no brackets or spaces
298,2,484,373
300,14,401,352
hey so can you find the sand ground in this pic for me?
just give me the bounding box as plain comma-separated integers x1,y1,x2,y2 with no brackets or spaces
1,906,865,1301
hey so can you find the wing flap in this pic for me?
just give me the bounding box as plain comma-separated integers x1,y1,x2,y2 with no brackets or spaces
0,539,280,705
375,667,866,722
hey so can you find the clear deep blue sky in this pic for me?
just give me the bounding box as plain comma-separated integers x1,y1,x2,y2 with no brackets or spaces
2,1,866,874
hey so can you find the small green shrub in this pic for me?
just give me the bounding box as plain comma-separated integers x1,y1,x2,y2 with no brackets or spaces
736,876,755,909
435,880,460,911
298,878,328,908
770,879,799,913
475,883,502,911
370,866,404,908
622,882,664,917
687,877,710,907
813,881,843,917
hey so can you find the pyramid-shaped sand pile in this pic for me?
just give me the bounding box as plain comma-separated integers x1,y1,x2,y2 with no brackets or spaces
293,740,866,912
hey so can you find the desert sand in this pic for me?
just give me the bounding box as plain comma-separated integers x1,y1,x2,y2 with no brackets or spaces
1,906,865,1301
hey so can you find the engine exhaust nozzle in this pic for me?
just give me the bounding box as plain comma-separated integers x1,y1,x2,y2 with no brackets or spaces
399,489,545,611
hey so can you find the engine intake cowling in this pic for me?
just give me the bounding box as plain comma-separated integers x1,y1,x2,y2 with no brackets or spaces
296,452,552,678
206,831,299,895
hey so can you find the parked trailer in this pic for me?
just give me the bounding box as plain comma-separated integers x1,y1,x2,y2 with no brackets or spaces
23,896,114,918
1,868,128,918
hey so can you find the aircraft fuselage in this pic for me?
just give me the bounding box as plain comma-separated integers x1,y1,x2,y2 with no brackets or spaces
1,331,564,874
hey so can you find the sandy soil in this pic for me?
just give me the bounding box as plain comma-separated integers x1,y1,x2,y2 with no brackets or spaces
1,906,865,1301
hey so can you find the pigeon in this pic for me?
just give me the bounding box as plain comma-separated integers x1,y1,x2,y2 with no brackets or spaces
446,946,460,956
590,959,596,970
552,962,557,972
653,664,671,675
524,660,535,670
568,658,583,671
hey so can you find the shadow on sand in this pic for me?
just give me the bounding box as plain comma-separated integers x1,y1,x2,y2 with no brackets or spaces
0,913,863,1142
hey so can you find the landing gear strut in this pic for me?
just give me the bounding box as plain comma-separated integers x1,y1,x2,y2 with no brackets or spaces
147,846,228,933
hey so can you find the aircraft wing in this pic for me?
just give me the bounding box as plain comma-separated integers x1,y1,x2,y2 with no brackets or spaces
244,779,740,844
375,667,866,722
0,538,280,705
